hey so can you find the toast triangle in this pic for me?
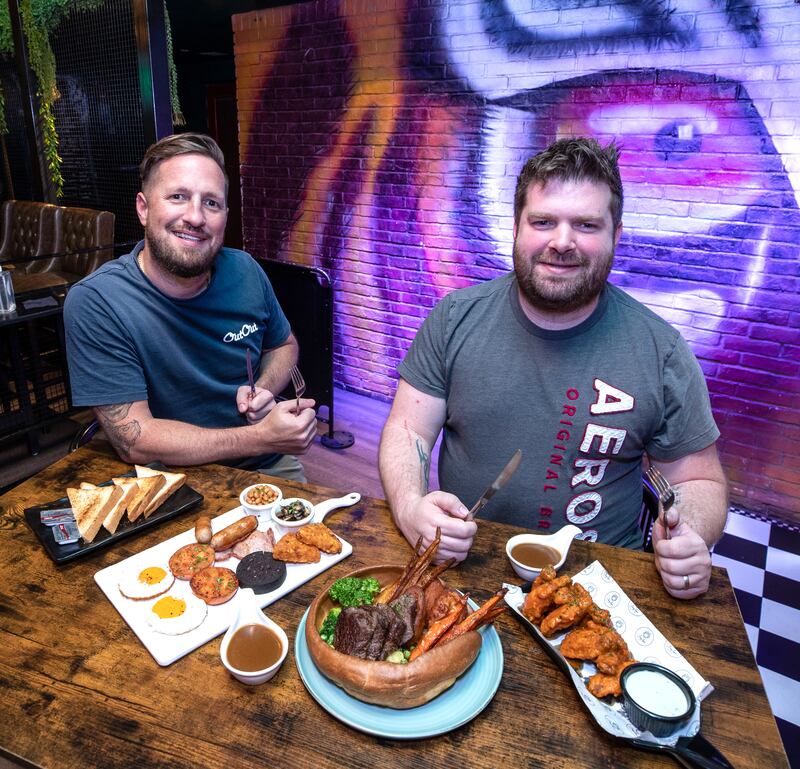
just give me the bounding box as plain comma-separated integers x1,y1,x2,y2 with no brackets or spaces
67,485,123,542
102,480,139,534
135,465,186,516
126,475,165,522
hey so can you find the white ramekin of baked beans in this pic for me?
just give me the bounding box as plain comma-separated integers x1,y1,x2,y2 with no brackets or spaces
240,482,283,520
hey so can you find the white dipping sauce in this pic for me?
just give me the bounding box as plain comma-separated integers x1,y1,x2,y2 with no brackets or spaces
625,669,689,717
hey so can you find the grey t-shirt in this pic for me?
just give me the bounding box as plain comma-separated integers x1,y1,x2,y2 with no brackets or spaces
398,273,719,548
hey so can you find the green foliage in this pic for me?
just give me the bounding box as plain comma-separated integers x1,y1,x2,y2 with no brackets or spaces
328,577,382,608
163,2,184,126
39,98,62,194
0,0,183,195
319,607,342,646
19,0,62,196
0,5,12,56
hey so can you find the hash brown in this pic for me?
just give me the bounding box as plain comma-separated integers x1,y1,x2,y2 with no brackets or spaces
273,532,320,563
295,523,341,554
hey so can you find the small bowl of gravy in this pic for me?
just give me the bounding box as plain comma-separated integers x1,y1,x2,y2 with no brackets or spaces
506,524,581,581
220,589,288,685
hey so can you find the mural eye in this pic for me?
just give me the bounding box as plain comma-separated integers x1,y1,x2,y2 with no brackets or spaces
653,121,703,161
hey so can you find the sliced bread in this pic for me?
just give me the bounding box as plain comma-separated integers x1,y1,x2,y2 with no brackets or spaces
135,465,187,517
125,474,165,522
102,480,139,534
67,485,123,543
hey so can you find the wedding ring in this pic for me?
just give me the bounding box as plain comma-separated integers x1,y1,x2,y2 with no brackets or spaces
682,574,690,590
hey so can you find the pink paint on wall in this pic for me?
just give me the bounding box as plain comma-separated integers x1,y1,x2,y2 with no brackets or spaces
234,0,800,522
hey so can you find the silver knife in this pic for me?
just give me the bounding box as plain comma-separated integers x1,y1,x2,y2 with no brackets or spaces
465,449,522,521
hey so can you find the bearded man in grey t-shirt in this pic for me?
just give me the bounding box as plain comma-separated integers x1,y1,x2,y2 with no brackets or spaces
378,137,728,600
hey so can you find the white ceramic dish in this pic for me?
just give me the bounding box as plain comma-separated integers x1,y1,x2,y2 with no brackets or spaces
272,496,314,528
94,495,360,666
239,483,282,520
220,588,289,685
505,524,581,581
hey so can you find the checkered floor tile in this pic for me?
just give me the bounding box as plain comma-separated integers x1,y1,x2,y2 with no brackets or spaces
710,508,800,768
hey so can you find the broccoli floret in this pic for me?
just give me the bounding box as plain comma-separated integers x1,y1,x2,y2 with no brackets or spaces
319,607,342,646
328,576,382,607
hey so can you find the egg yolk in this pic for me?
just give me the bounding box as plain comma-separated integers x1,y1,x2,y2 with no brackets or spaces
138,566,167,585
152,596,186,619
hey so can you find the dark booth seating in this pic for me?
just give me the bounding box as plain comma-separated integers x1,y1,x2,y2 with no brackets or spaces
0,200,59,267
0,201,114,296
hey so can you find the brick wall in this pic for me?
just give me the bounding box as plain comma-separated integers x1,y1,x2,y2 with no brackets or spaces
234,0,800,522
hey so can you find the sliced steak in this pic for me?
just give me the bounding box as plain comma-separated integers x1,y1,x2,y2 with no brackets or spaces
334,606,380,658
389,592,418,646
364,606,393,660
379,609,408,660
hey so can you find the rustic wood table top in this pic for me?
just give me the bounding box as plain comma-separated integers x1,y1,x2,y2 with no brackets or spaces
0,446,788,769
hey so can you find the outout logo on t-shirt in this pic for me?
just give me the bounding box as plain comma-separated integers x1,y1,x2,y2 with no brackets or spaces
537,378,633,537
223,322,259,343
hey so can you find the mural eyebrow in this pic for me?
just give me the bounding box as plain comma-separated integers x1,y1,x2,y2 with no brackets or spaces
479,0,694,56
710,0,761,46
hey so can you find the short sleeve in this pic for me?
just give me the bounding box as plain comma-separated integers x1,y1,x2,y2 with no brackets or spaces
64,285,148,406
257,269,292,350
645,334,720,460
397,295,452,398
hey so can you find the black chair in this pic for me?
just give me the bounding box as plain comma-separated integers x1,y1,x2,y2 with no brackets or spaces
70,418,101,452
257,258,353,449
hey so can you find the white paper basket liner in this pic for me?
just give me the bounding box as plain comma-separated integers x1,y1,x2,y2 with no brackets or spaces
504,559,713,747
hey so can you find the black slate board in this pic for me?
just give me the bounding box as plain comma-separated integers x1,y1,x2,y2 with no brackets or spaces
24,463,204,564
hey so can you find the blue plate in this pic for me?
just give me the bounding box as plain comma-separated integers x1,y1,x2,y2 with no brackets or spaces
294,608,504,739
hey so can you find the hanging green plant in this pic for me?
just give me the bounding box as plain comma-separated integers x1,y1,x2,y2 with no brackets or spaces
19,0,63,196
0,0,184,196
163,2,184,126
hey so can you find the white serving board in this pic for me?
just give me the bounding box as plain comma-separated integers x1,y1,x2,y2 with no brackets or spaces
95,504,352,666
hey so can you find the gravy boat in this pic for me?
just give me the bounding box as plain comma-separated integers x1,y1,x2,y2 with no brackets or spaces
506,524,582,581
220,588,288,685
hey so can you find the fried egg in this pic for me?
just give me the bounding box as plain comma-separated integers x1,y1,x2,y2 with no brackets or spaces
118,565,175,600
146,594,207,635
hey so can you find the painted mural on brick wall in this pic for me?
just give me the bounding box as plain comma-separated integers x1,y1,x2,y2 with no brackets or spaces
234,0,800,516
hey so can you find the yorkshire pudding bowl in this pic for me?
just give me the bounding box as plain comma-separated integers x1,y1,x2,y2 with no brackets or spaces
305,565,482,709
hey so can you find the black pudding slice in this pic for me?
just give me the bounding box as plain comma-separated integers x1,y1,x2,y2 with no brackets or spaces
236,552,287,594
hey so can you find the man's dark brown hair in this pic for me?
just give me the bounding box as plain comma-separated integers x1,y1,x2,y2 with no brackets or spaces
514,137,623,228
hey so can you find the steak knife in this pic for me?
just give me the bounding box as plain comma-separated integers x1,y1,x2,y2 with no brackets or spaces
465,449,522,521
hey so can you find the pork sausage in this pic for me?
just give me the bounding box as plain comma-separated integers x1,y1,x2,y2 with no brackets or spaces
194,514,213,544
210,515,258,550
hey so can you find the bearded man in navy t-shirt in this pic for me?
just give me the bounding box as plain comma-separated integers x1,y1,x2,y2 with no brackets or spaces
65,133,316,480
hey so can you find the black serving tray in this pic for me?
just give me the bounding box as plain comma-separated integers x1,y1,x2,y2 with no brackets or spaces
24,462,204,564
508,582,734,769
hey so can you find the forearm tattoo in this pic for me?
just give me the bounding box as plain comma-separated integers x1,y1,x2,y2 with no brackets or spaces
415,438,430,495
96,403,141,456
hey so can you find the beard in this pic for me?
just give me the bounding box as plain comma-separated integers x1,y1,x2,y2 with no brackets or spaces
145,224,220,279
513,239,615,314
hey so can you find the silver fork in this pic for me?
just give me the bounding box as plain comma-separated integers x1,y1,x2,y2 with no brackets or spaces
289,365,306,413
644,466,676,540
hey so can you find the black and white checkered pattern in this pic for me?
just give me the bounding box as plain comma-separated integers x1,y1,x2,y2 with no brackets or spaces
710,508,800,768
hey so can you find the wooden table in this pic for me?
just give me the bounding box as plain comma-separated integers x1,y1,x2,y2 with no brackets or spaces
0,447,788,769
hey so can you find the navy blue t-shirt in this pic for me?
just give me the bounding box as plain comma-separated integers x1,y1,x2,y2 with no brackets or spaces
64,242,291,469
